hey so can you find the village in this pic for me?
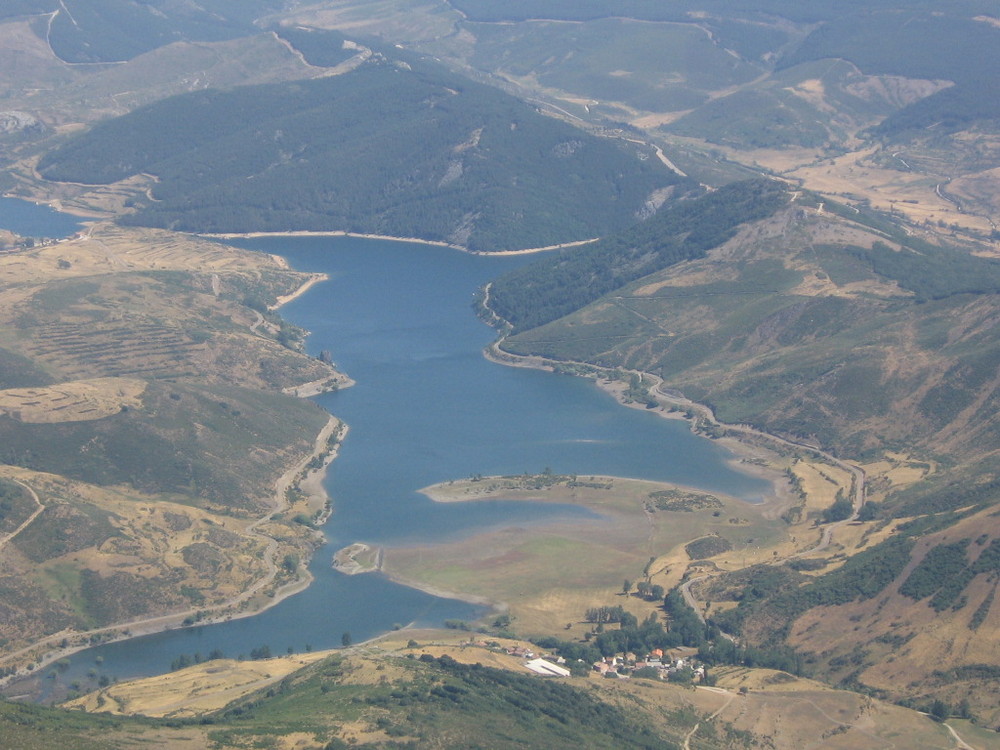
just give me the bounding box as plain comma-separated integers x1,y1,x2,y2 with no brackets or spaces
487,642,708,683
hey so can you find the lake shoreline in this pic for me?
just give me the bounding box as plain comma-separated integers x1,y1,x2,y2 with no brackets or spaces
481,341,794,512
203,229,598,256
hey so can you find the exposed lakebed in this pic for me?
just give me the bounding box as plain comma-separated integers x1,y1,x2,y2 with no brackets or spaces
25,236,769,694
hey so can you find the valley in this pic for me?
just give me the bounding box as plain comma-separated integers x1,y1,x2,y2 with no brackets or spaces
0,1,997,747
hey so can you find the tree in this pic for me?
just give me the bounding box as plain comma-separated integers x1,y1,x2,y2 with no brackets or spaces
622,579,633,596
929,699,950,722
493,613,513,629
957,698,971,719
341,631,352,647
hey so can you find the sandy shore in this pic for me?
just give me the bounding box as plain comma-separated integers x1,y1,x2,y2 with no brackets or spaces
271,272,328,309
201,229,600,256
381,572,495,609
282,373,355,398
202,229,465,250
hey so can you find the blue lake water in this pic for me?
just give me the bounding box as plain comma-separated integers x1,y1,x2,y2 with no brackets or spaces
0,196,85,238
23,235,769,696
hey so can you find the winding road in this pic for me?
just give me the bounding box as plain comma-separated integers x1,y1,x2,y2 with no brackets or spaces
0,478,45,555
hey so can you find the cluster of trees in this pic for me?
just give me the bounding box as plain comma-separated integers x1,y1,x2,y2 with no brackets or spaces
272,26,355,68
899,537,1000,613
709,535,916,642
821,491,853,523
170,648,226,671
842,242,1000,302
489,178,787,332
560,586,807,673
0,478,26,526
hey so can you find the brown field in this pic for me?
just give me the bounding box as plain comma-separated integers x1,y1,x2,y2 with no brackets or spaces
661,135,999,242
0,223,292,282
0,223,339,391
692,667,962,750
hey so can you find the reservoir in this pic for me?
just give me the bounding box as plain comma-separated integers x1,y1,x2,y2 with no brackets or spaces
27,236,769,693
0,196,85,239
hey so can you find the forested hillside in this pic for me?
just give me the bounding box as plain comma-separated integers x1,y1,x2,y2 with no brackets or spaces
488,178,787,331
2,0,280,63
37,56,682,251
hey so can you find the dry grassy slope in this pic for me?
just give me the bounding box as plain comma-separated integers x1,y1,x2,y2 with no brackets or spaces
0,465,277,651
0,223,337,393
789,507,1000,725
509,203,1000,461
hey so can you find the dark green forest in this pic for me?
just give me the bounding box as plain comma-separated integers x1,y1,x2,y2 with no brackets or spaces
38,58,680,251
9,0,274,63
487,178,787,332
272,26,355,69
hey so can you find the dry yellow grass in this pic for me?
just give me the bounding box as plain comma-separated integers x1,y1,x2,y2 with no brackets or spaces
0,377,146,423
59,626,976,749
0,464,313,665
789,506,1000,726
0,222,289,285
792,459,852,517
65,651,335,717
789,148,995,234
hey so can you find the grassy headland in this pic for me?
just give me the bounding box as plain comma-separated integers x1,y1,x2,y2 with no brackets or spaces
0,224,346,681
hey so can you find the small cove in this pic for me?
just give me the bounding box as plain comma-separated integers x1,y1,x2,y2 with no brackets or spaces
0,196,86,239
18,235,770,696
